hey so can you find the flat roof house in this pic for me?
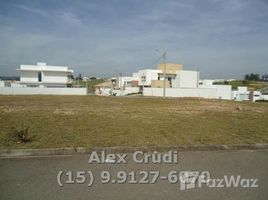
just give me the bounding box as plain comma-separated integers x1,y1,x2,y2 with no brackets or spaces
17,62,74,88
155,63,184,88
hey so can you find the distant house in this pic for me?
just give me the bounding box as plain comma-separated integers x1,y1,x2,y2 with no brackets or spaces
17,62,74,88
253,87,268,102
232,87,250,101
156,63,183,88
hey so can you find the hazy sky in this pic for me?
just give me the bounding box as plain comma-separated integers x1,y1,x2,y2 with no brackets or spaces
0,0,267,78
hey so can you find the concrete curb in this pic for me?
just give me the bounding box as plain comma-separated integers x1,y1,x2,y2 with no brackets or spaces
1,144,268,157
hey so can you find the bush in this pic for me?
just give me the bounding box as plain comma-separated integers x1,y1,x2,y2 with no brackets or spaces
9,122,33,143
242,80,248,85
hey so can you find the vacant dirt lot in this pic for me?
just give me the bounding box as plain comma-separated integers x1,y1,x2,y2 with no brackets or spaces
0,95,267,149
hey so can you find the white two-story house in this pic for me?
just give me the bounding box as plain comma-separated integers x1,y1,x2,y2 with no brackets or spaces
17,62,74,88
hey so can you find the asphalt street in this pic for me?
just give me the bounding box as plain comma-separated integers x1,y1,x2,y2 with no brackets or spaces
0,150,267,200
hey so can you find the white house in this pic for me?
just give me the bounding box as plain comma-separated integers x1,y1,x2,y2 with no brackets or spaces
139,65,233,100
232,87,250,101
138,69,161,86
253,88,268,102
261,88,268,101
173,70,199,88
17,62,74,88
92,61,239,100
253,91,261,102
0,80,5,87
118,76,135,88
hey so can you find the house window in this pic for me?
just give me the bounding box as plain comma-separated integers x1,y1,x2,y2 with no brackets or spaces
38,72,42,82
141,76,146,82
167,77,172,86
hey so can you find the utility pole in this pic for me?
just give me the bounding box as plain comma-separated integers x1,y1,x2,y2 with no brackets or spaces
163,51,167,99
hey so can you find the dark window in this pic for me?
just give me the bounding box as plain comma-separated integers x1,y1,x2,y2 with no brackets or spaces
38,72,42,82
168,77,172,84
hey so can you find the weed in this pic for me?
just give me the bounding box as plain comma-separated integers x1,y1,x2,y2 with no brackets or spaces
9,122,33,143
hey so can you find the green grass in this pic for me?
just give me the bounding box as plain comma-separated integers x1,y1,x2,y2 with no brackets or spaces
72,79,105,93
230,80,268,90
215,80,268,90
0,96,268,149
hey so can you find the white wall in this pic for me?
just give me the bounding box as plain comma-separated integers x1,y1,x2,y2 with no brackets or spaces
10,83,24,87
20,71,38,82
253,91,268,102
263,95,268,100
20,64,69,72
20,71,68,84
0,87,87,95
199,84,232,100
113,87,139,96
42,71,68,83
118,76,133,88
174,70,198,88
253,91,261,102
132,73,139,80
232,87,249,101
237,87,248,93
232,91,250,101
143,88,217,98
215,85,232,100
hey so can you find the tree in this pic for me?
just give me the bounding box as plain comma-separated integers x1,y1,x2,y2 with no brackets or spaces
244,73,260,81
262,74,268,81
76,74,82,80
69,74,75,80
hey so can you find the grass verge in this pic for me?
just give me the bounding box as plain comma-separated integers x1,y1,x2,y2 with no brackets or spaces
0,96,267,149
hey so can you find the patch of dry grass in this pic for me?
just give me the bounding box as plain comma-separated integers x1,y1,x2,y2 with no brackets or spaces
0,96,267,149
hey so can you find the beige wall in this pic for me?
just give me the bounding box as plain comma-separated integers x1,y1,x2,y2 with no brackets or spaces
151,80,171,88
157,63,183,74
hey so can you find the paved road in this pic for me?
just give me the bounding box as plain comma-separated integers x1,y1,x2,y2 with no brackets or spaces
0,150,268,200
